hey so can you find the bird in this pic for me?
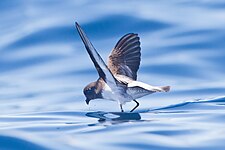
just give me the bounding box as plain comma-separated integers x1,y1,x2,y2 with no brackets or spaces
75,22,170,112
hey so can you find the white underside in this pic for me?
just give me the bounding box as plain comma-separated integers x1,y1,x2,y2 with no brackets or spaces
101,80,166,105
101,83,133,105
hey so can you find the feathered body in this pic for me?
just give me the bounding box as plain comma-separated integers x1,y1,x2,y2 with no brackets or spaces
76,22,170,112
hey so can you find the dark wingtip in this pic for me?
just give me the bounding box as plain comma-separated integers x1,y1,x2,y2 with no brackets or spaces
75,22,80,30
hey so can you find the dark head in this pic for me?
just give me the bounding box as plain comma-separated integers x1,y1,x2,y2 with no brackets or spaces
83,81,102,105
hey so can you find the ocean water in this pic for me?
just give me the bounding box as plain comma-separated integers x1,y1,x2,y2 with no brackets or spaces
1,0,225,149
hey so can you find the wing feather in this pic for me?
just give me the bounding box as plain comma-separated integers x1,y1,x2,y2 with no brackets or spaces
108,33,141,80
75,22,117,87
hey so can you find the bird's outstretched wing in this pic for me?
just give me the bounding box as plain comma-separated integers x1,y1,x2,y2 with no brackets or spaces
75,22,117,87
108,33,141,80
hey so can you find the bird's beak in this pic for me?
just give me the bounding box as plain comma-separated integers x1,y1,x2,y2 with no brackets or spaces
85,99,90,105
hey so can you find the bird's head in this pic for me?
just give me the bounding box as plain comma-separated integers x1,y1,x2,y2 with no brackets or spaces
83,81,101,105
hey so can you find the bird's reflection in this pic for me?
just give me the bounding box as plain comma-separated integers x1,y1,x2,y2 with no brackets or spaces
86,111,141,126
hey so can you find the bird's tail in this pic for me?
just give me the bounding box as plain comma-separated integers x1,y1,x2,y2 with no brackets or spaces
148,85,170,92
160,86,170,92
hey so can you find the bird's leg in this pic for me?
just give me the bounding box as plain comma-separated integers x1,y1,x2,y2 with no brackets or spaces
130,100,139,112
120,104,124,112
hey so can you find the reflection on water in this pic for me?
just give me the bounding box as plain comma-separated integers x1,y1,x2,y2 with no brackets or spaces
1,0,225,149
86,112,141,125
0,97,225,149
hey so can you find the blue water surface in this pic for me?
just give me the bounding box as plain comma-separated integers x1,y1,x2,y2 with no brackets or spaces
1,1,225,149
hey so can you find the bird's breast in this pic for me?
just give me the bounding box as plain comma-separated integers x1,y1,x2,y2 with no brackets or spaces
101,84,115,101
101,84,133,104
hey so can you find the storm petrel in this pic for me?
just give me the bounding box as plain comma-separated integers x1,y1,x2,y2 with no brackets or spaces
75,22,170,112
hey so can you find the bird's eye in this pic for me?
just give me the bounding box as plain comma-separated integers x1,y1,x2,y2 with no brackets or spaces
88,88,91,91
